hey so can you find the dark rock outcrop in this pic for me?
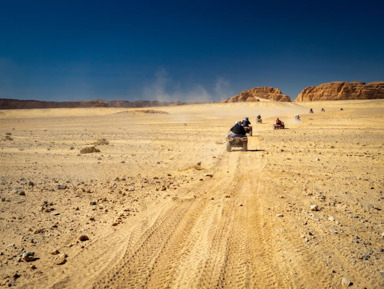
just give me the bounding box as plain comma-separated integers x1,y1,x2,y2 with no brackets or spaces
295,81,384,102
222,87,291,103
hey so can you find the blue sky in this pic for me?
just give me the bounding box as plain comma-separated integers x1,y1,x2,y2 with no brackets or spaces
1,0,383,102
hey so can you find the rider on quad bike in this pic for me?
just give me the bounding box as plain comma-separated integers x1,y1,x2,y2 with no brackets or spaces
242,117,252,136
227,121,248,151
230,121,246,136
273,118,285,129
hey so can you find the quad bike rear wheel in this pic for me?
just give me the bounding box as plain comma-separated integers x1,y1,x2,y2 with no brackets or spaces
226,141,231,152
243,141,248,151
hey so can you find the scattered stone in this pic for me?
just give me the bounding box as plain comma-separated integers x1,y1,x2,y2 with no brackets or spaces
13,272,21,280
276,213,284,217
22,252,35,262
310,205,320,211
56,185,67,190
12,188,25,195
89,201,97,205
328,216,335,221
359,250,373,260
53,253,67,265
80,146,100,154
316,158,320,161
30,264,37,270
341,276,352,287
51,249,60,255
79,234,89,242
194,162,203,170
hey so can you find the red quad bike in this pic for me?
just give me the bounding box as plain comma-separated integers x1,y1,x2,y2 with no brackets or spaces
273,122,285,130
226,134,248,152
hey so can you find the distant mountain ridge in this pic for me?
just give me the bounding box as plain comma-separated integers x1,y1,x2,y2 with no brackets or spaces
221,87,291,103
0,98,184,109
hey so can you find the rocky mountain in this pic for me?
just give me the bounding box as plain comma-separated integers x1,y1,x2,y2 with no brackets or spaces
295,81,384,102
0,99,184,109
221,87,291,103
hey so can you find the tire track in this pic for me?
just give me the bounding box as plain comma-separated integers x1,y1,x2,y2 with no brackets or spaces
92,137,303,289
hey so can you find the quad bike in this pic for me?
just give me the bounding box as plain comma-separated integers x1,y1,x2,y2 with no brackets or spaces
226,134,248,152
256,118,262,123
273,122,285,129
244,126,253,136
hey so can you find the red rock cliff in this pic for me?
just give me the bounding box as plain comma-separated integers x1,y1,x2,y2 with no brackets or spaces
295,81,384,102
222,87,291,103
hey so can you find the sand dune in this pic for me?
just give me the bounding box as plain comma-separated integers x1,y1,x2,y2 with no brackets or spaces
0,100,383,288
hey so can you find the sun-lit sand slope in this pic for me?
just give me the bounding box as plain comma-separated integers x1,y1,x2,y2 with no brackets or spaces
0,100,383,288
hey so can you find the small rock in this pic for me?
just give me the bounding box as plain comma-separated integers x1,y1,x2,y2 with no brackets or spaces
276,213,284,217
13,272,21,280
359,250,372,260
310,205,320,211
341,276,352,287
80,146,100,154
328,216,335,221
51,249,60,255
53,253,67,265
89,201,97,205
79,234,89,242
56,185,67,190
22,252,35,262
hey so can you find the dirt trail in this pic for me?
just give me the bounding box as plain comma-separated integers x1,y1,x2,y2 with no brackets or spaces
46,137,302,289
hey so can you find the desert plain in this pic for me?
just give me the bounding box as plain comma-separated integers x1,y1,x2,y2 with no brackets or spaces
0,99,383,288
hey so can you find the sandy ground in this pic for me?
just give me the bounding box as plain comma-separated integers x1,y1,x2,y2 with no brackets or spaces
0,100,383,288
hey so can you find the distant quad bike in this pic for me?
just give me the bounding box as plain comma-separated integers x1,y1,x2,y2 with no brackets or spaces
256,118,262,123
273,122,285,130
226,134,248,152
244,126,253,136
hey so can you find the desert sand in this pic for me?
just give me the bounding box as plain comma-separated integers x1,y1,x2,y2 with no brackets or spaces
0,99,383,288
